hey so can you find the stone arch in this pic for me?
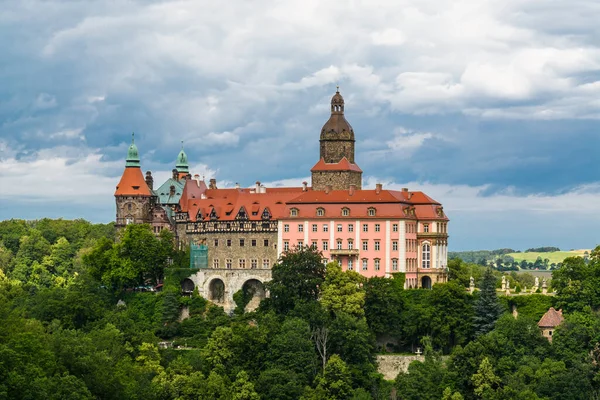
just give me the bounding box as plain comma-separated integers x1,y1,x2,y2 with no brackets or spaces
421,276,432,289
241,279,266,312
208,278,226,303
181,278,195,294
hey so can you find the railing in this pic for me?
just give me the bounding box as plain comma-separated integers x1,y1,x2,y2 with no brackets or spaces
329,248,360,256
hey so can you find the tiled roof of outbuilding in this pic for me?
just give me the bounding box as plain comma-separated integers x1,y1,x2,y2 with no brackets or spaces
538,307,564,328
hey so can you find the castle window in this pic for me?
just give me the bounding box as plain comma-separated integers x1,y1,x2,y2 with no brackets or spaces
342,207,350,216
251,259,257,269
312,224,318,232
127,203,132,211
422,243,431,269
126,218,133,225
322,241,329,251
337,224,343,232
284,224,289,232
226,259,232,269
263,259,270,268
392,258,398,271
423,224,430,233
375,224,380,232
374,259,380,271
362,259,368,271
348,240,354,249
348,259,354,270
298,240,303,247
317,208,325,216
214,239,219,247
368,208,376,216
362,224,368,232
375,241,380,251
337,240,343,250
239,259,246,269
393,223,398,232
298,224,304,232
213,259,219,268
284,241,289,251
227,239,232,247
264,239,269,247
240,239,245,247
311,241,317,249
362,241,368,251
323,224,329,232
392,241,398,251
251,239,257,247
348,224,354,232
290,208,299,217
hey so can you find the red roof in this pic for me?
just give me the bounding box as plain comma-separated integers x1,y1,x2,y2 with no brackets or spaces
310,157,362,172
115,167,152,196
179,179,208,212
538,307,564,328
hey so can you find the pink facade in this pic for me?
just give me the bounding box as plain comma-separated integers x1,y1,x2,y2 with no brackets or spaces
278,195,449,287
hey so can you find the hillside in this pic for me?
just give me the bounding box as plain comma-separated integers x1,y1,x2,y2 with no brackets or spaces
507,249,590,264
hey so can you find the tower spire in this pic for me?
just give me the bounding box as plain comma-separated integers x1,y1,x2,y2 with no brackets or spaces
176,140,189,175
125,132,140,167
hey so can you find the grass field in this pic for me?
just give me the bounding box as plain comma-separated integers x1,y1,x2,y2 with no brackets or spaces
506,249,590,264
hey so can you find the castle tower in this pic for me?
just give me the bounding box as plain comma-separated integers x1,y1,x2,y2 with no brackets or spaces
311,88,363,191
115,133,153,228
175,141,189,180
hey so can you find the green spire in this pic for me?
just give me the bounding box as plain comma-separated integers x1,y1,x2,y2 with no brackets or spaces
125,132,140,167
176,140,189,173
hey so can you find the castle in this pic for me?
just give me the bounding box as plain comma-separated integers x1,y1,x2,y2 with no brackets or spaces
115,90,449,310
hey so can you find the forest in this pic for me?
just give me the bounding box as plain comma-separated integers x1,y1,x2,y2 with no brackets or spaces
1,218,600,399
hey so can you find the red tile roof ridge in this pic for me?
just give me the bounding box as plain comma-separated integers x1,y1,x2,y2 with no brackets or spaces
310,157,362,172
538,307,564,328
115,167,152,196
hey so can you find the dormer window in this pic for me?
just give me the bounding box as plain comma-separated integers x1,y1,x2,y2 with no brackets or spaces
317,208,325,217
262,208,271,220
342,207,350,217
368,207,376,217
290,208,299,217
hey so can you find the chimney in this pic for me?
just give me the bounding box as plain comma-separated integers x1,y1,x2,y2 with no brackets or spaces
145,171,153,190
302,181,308,192
235,182,240,189
402,187,408,192
255,181,261,193
260,185,266,194
408,192,413,200
172,168,178,180
209,178,217,189
349,184,356,196
201,193,207,199
375,183,382,194
169,185,176,196
325,185,332,194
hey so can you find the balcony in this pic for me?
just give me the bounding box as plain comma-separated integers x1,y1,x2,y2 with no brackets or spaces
329,248,360,256
417,232,448,239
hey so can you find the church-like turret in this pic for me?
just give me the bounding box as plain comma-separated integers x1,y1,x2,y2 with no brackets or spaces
115,133,153,228
176,141,189,179
311,89,362,191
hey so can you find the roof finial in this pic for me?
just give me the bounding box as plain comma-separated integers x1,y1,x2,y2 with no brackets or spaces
181,140,184,149
131,132,135,143
336,84,339,93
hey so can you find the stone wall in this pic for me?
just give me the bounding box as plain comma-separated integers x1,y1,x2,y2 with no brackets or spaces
187,268,272,313
115,195,152,228
184,232,278,269
376,355,425,381
320,135,355,163
311,170,362,191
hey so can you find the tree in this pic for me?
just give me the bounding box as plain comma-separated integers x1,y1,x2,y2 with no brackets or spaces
231,371,260,400
395,337,445,400
303,354,354,400
473,269,503,336
320,261,365,318
471,357,500,398
363,275,404,338
266,246,326,314
312,326,330,374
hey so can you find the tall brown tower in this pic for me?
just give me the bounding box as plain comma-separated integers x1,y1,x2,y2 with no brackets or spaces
311,89,362,191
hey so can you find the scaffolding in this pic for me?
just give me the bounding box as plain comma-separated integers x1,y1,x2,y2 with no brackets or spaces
190,242,208,269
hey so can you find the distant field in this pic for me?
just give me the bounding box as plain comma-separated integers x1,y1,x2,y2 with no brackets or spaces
507,250,589,264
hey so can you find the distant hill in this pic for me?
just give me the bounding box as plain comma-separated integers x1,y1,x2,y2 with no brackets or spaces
449,248,591,270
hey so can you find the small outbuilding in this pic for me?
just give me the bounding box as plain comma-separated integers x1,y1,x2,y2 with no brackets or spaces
538,307,564,342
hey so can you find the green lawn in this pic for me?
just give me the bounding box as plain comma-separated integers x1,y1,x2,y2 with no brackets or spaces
506,249,590,264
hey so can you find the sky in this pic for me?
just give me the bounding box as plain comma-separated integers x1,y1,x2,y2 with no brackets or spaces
0,0,599,251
